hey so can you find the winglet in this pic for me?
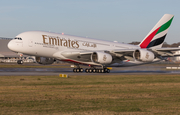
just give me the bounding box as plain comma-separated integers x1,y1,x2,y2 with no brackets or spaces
139,14,174,48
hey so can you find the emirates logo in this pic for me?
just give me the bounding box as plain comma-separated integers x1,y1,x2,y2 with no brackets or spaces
103,55,107,61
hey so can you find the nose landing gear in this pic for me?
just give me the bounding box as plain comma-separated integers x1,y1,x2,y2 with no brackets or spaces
17,60,23,64
17,53,24,64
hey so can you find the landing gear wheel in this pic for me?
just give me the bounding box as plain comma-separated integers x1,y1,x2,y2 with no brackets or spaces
101,69,104,73
93,69,96,73
76,68,80,73
80,68,84,72
106,69,110,73
73,68,76,72
88,69,92,73
17,60,23,64
103,68,110,73
104,68,108,72
85,69,88,73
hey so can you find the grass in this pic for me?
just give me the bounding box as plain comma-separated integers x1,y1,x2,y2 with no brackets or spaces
0,74,180,114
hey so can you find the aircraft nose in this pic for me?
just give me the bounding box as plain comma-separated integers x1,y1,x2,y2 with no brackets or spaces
8,40,14,51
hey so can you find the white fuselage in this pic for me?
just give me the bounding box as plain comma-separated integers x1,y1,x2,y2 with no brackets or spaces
8,31,158,67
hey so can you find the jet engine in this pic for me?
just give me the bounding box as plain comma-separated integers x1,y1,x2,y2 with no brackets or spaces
35,57,55,65
133,49,155,62
91,52,112,64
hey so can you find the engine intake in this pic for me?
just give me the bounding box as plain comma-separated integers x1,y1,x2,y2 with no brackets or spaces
133,49,155,62
91,52,112,64
35,57,55,65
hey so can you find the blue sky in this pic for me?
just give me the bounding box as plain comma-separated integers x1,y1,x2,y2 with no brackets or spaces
0,0,180,44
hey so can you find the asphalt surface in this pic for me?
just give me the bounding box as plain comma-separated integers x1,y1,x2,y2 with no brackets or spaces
0,64,180,76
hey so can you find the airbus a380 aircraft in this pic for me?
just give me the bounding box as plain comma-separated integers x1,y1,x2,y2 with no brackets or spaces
8,14,180,73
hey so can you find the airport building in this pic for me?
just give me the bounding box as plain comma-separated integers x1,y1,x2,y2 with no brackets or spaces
0,38,35,63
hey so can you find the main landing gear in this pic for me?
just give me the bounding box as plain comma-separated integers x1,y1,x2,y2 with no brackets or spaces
73,65,110,73
85,68,110,73
73,64,84,73
17,60,23,64
73,68,84,73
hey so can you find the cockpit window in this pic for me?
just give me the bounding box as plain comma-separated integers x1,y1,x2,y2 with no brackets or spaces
14,37,22,40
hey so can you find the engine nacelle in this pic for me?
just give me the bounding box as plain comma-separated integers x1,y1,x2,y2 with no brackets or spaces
133,49,155,62
35,57,55,65
91,52,112,64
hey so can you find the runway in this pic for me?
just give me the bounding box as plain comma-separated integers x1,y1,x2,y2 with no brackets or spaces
0,64,180,76
0,70,179,76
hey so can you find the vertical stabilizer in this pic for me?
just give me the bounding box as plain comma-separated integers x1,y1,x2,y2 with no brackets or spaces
139,14,174,48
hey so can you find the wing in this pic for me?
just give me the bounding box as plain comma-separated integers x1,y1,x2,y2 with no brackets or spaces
109,49,135,61
61,49,136,63
59,47,180,65
151,47,180,57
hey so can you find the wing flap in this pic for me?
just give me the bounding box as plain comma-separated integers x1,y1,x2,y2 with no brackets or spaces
110,49,136,61
152,47,180,57
110,49,135,56
155,47,180,51
61,51,93,62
